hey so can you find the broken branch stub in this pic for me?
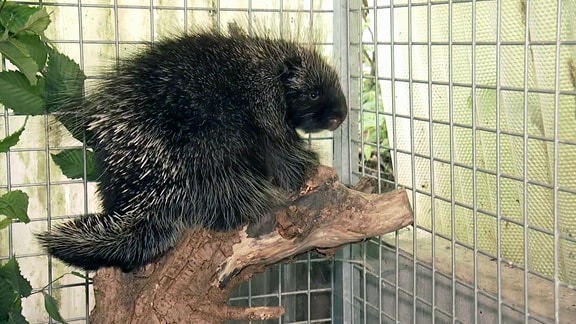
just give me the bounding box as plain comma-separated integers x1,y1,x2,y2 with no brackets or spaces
215,165,413,288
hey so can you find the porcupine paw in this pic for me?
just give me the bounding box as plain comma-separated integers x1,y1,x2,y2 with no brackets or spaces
246,212,278,238
270,147,319,194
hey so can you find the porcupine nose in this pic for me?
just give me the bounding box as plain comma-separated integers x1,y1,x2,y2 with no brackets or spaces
328,117,343,131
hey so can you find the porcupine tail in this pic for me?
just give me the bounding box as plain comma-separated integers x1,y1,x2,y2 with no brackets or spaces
36,210,183,272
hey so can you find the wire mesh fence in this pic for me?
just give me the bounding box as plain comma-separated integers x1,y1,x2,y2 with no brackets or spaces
340,0,576,323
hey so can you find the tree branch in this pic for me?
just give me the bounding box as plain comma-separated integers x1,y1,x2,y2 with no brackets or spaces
89,165,413,323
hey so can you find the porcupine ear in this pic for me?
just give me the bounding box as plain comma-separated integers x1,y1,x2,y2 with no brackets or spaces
279,57,302,84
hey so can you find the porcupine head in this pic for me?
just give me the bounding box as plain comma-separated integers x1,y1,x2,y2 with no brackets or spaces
35,14,348,272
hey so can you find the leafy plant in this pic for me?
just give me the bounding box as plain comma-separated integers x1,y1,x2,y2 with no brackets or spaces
0,255,93,323
359,4,392,185
0,0,92,177
0,0,93,322
0,257,32,323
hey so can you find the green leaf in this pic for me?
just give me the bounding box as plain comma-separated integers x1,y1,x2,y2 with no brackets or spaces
15,34,47,69
362,98,375,112
0,38,39,85
42,293,67,324
361,118,390,159
0,257,32,298
0,217,12,229
0,117,27,153
18,7,51,36
0,71,45,115
44,49,85,113
0,3,50,36
366,124,388,144
44,49,87,142
0,191,30,225
0,279,15,320
0,123,26,153
35,75,46,98
51,149,98,181
7,310,29,324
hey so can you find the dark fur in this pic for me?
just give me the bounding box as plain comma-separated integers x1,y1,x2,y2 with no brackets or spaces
36,31,348,272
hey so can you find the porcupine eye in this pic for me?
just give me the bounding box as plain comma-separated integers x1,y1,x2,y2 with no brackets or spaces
309,90,319,100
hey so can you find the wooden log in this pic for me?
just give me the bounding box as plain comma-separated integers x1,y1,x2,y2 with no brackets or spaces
90,166,413,323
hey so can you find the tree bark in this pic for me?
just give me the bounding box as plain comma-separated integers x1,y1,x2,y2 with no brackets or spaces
89,166,413,323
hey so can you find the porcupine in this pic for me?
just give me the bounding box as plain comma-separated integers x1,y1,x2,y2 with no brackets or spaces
36,28,348,272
